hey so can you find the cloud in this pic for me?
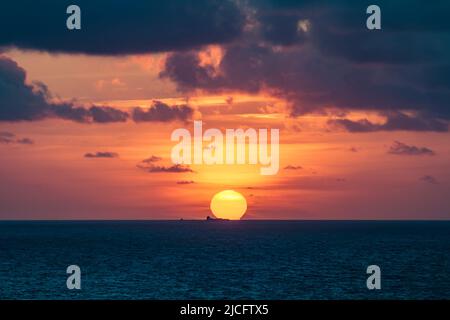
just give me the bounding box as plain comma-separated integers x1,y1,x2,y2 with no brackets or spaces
0,131,14,138
328,119,378,133
88,106,129,123
0,131,34,145
380,112,448,132
176,180,195,185
329,112,448,133
0,56,192,124
140,164,194,173
0,56,129,123
132,101,194,122
161,1,450,130
0,57,51,121
0,0,244,55
49,103,129,124
0,131,15,144
141,155,163,164
388,141,435,156
284,165,302,170
16,138,34,145
137,156,193,173
420,175,439,185
84,152,119,158
3,1,450,131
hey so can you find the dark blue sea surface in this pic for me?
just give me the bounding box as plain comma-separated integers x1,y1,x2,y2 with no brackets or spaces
0,221,449,299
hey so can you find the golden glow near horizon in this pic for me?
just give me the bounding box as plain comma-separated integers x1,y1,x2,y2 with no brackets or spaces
210,190,247,220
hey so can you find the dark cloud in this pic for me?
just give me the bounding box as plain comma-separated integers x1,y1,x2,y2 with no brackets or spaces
139,164,194,173
3,1,450,130
329,112,448,133
137,156,193,173
88,106,129,123
0,57,51,121
142,155,163,164
1,56,192,124
176,180,195,185
84,152,119,158
0,131,15,143
388,141,435,156
329,118,377,133
0,131,14,138
253,0,450,62
259,12,309,46
16,137,34,145
0,131,34,145
132,101,194,123
381,112,448,132
0,56,129,123
49,103,129,124
0,0,244,55
420,175,439,185
225,96,234,105
284,165,302,170
161,1,450,130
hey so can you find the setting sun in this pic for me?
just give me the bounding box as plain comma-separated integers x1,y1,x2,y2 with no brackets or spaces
210,190,247,220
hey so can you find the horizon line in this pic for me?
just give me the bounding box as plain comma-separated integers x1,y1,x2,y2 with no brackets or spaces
0,219,449,222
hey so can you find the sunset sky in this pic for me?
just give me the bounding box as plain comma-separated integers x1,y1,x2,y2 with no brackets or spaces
1,0,449,219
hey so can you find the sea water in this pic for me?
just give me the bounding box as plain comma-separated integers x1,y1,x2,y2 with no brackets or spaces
0,221,449,299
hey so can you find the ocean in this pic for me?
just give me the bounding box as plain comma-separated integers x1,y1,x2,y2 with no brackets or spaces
0,221,449,299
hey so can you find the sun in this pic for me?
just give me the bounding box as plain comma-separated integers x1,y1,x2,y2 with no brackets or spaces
210,190,247,220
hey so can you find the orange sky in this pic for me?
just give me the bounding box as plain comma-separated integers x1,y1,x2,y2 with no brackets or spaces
1,50,449,220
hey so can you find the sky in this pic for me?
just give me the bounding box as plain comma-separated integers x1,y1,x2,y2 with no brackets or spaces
0,0,449,220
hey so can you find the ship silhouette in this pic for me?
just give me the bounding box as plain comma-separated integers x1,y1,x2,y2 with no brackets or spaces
206,215,230,221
